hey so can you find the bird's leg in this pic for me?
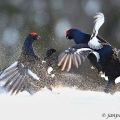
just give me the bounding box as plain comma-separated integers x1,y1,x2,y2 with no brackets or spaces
91,66,95,69
104,76,115,94
88,53,103,75
98,71,103,76
34,55,39,60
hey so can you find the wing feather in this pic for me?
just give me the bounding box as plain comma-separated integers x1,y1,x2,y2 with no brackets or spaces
61,54,69,71
3,71,20,88
58,45,99,71
11,75,25,95
0,67,18,81
7,73,21,92
58,53,67,66
66,54,72,71
73,54,79,68
0,61,40,95
58,52,66,63
14,75,29,95
76,54,81,65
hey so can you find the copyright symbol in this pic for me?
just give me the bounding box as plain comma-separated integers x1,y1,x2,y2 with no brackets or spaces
102,113,106,117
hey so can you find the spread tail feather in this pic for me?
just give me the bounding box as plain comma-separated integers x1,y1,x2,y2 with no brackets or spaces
88,12,105,50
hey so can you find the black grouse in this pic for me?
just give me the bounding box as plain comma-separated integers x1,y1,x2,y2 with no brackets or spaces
0,32,56,95
58,12,120,94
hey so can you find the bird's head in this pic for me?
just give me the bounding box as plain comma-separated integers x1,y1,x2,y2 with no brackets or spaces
42,48,56,67
23,32,41,52
44,48,56,60
24,32,41,44
66,29,74,40
66,29,90,44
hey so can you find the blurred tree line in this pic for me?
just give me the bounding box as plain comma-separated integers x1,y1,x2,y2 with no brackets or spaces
0,0,120,80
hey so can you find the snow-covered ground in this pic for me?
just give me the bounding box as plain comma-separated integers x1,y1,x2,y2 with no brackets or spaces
0,87,120,120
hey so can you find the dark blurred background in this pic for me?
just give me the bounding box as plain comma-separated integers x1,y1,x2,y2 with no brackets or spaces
0,0,120,79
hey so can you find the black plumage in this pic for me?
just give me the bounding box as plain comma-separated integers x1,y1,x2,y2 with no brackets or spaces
58,12,120,94
0,32,55,95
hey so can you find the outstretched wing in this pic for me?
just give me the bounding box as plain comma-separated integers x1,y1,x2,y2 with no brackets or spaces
0,61,40,95
88,12,105,50
58,44,100,71
0,49,57,95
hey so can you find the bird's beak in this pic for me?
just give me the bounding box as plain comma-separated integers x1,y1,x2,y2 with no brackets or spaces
37,35,41,39
66,35,69,40
66,35,73,41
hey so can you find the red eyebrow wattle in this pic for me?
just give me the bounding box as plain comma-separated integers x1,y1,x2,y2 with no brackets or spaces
66,30,69,35
30,32,37,36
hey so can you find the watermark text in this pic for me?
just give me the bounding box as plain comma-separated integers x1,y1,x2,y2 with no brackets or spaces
102,113,120,119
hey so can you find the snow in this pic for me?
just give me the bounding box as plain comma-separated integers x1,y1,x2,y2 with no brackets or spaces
0,87,120,120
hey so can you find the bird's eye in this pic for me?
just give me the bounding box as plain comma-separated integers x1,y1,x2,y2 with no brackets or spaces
30,32,37,37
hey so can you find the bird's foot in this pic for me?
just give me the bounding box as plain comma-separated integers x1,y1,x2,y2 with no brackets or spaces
98,71,103,76
104,82,116,94
91,66,95,69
